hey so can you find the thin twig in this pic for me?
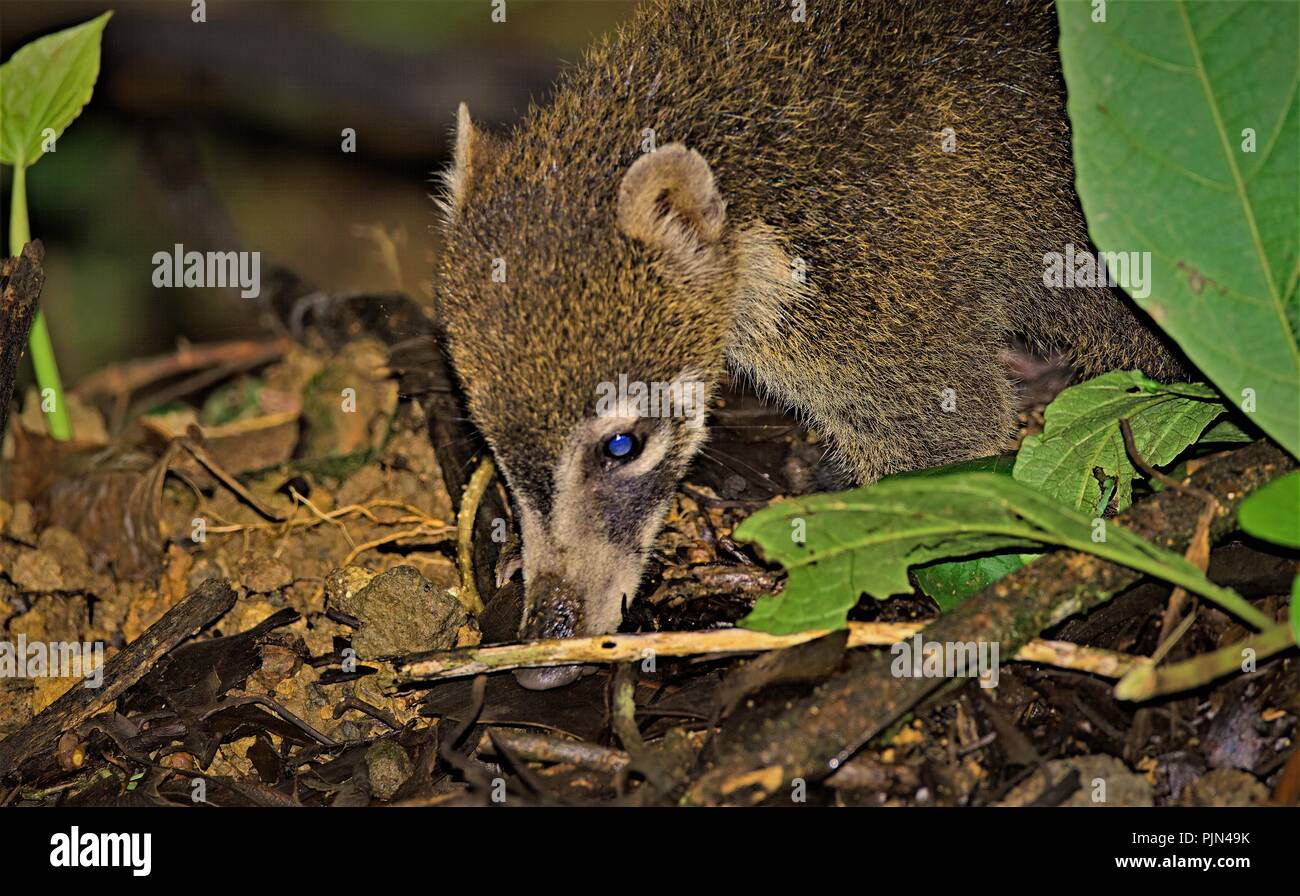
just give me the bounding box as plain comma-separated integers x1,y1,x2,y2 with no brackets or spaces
396,622,1144,683
1119,417,1221,648
1114,622,1294,700
290,486,356,549
456,456,496,615
204,498,442,535
333,694,402,731
474,729,630,774
611,663,676,798
203,694,337,746
341,524,455,566
1119,418,1221,505
179,435,285,521
1149,605,1197,666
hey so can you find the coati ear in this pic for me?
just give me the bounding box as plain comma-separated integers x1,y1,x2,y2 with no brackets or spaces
617,144,726,258
440,102,486,218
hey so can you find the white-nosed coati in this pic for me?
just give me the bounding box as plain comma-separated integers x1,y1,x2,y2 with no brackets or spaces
436,0,1178,686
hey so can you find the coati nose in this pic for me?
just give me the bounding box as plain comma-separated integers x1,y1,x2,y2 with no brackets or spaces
513,665,583,690
519,572,583,636
514,571,586,689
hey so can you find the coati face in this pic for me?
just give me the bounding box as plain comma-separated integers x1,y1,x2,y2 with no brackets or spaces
436,105,739,688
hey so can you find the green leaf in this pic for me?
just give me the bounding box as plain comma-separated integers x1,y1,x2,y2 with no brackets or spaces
890,454,1030,610
913,552,1036,613
736,471,1268,634
0,12,112,168
1197,418,1255,445
889,452,1020,480
1057,0,1300,458
1237,470,1300,548
1013,370,1224,512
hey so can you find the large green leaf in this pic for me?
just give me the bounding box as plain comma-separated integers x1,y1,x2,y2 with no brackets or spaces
891,453,1032,610
1057,0,1299,458
0,12,112,168
913,551,1037,613
736,472,1267,634
1197,418,1254,445
1014,370,1224,512
1237,470,1300,548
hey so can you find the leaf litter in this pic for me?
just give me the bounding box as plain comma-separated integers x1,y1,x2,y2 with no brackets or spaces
0,291,1294,807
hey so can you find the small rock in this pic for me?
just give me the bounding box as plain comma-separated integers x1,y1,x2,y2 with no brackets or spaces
324,566,378,610
365,739,414,801
160,752,198,771
997,755,1153,807
186,557,224,593
1155,750,1205,802
36,527,91,578
327,564,472,658
253,636,305,690
1203,694,1266,771
8,531,102,594
0,678,34,739
10,548,64,592
11,595,89,644
226,597,280,633
20,388,109,444
299,342,396,458
7,501,36,541
826,755,894,792
239,556,294,593
1180,768,1270,806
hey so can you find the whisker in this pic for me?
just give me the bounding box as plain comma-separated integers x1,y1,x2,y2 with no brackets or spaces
696,446,775,483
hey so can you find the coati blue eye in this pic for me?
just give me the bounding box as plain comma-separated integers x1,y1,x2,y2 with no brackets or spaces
603,432,639,460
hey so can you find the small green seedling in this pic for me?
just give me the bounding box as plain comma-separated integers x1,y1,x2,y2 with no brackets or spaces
1,11,113,440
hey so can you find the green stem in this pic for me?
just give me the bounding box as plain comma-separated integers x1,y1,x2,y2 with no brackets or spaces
1114,622,1294,701
9,164,72,441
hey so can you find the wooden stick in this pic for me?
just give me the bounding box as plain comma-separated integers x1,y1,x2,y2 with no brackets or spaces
0,579,237,782
476,729,630,774
455,456,495,615
417,334,507,606
0,242,44,445
396,621,1144,682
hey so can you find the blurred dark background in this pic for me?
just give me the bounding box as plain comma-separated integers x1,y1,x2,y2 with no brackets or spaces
1,0,638,384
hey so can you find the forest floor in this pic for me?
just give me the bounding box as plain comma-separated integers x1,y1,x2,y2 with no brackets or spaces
0,289,1295,807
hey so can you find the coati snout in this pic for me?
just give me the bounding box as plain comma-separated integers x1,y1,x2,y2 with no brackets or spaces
487,384,712,692
435,0,1181,687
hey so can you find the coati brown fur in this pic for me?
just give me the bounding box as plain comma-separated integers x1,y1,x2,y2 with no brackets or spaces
435,0,1179,686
